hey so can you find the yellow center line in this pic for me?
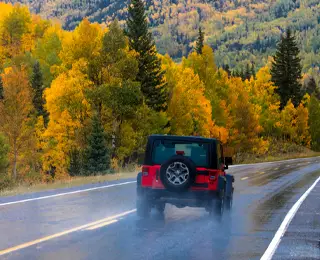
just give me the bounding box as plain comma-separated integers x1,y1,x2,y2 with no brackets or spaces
0,209,136,256
241,177,249,180
259,171,265,174
85,219,118,231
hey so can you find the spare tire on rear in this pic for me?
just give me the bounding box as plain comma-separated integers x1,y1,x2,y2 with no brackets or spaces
160,155,197,192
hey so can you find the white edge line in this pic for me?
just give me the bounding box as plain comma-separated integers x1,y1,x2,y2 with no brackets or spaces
0,181,137,207
260,176,320,260
0,209,136,256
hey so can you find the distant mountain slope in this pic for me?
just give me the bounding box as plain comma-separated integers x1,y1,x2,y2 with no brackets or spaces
7,0,320,77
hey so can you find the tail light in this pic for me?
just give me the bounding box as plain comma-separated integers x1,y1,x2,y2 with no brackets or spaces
142,166,149,176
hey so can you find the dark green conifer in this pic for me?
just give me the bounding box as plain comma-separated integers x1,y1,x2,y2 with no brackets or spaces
126,0,167,112
271,29,302,109
85,115,110,174
196,27,204,54
31,61,48,124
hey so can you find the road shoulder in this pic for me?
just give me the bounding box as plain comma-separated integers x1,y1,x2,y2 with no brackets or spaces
272,180,320,259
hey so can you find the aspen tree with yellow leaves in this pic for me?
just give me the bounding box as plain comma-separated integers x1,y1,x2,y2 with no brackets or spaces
0,67,33,179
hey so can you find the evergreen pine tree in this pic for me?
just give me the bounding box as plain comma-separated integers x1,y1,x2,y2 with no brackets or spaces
245,63,251,80
126,0,167,112
85,115,110,174
196,27,204,54
0,76,3,100
271,28,303,109
251,63,256,79
308,95,320,151
31,61,49,124
224,64,231,77
256,35,261,51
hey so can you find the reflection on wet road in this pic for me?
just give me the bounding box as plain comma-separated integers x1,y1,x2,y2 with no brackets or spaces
0,157,320,260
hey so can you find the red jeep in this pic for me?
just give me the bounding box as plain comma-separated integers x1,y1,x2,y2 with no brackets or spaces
136,135,234,217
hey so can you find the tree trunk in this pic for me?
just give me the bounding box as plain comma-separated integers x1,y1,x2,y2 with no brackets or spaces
13,149,17,180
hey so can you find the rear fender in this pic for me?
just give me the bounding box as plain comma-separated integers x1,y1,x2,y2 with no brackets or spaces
218,175,226,193
137,172,143,196
137,172,142,186
225,174,234,197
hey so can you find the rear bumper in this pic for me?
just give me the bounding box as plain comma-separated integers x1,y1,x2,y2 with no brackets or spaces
142,188,219,208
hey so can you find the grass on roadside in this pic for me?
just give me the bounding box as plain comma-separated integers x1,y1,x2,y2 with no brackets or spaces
234,141,320,164
237,151,320,164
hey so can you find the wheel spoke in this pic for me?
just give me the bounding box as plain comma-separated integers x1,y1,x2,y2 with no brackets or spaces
167,168,175,174
181,168,188,174
174,176,180,184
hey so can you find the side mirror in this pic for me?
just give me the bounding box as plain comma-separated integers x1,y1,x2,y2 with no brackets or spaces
224,157,233,169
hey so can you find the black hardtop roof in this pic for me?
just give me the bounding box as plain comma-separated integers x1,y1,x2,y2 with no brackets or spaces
148,134,218,143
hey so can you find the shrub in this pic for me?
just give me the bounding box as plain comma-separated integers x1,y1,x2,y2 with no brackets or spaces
22,170,42,186
0,175,15,191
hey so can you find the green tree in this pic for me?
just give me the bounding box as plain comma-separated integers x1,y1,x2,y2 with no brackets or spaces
87,19,139,116
101,19,138,82
195,27,204,55
34,29,62,88
85,115,110,174
31,61,48,125
308,95,320,151
1,5,31,57
106,82,143,121
126,0,167,111
271,29,302,109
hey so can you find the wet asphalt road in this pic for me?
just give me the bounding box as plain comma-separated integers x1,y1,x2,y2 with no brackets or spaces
0,157,320,260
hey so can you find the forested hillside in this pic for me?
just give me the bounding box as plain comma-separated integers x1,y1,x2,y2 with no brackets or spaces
6,1,320,77
0,1,320,188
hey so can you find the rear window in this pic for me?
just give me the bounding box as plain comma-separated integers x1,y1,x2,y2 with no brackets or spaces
152,140,209,167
